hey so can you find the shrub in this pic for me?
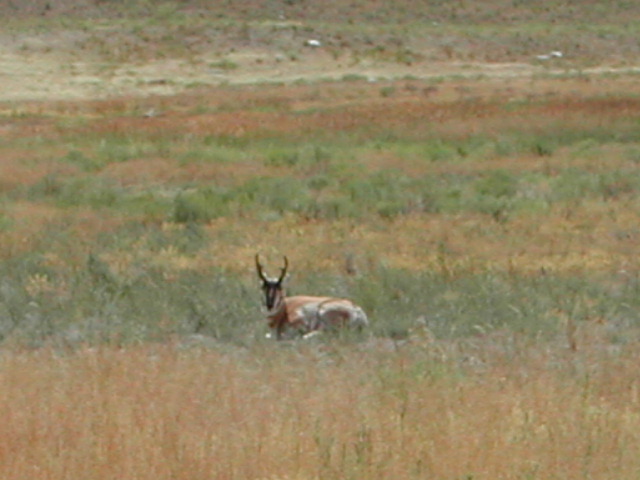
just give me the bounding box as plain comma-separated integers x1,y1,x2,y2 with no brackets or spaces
236,177,312,216
63,149,103,172
172,188,230,224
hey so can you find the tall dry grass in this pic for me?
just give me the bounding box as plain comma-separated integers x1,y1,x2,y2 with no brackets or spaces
2,341,640,479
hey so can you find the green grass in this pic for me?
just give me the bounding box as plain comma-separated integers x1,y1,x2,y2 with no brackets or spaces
2,70,640,348
3,234,640,348
12,97,638,224
4,173,640,347
22,155,640,223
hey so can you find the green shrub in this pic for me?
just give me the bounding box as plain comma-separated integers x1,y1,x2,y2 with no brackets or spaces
63,149,104,171
172,188,230,224
235,177,312,216
264,145,332,168
422,140,461,162
57,177,122,209
474,170,518,198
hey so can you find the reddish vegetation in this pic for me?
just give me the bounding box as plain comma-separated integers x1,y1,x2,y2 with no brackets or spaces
1,343,640,479
37,79,640,143
3,74,640,275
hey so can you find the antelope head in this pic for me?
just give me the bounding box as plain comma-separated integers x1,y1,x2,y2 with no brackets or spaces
255,254,288,311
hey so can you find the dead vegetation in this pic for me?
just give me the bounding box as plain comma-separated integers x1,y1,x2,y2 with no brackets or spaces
2,2,640,478
2,340,640,479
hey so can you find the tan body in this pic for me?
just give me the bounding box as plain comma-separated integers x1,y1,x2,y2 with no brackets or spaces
267,295,369,339
256,255,369,340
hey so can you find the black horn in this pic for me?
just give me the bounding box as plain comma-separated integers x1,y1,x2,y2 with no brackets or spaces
255,254,268,282
278,256,289,283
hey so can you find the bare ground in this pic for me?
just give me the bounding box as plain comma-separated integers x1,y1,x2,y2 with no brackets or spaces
4,38,640,103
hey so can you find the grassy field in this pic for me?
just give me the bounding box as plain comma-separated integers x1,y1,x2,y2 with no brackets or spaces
3,343,640,479
3,1,640,478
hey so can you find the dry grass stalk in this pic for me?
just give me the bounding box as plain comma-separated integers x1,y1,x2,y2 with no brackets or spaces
1,343,639,479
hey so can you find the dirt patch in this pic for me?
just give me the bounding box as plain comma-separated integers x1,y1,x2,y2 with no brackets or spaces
5,41,640,104
0,38,633,104
0,45,502,101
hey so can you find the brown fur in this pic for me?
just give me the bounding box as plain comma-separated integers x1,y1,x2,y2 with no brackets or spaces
257,255,368,340
268,295,363,339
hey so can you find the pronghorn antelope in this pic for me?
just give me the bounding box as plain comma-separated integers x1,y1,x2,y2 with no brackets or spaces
255,255,369,340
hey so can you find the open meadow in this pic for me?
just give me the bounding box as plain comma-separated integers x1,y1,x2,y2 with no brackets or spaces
2,1,640,478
